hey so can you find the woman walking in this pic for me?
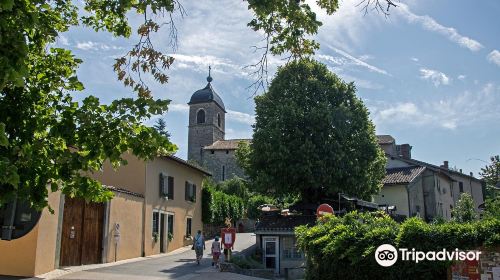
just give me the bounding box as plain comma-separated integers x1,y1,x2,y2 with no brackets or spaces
193,230,205,265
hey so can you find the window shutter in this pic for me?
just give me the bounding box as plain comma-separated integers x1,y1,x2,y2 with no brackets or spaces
185,181,189,201
159,173,165,197
168,176,174,199
192,184,197,202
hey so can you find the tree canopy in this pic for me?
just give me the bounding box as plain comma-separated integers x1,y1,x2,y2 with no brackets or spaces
241,59,386,202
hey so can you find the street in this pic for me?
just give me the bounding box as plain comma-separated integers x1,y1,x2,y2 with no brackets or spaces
51,233,260,280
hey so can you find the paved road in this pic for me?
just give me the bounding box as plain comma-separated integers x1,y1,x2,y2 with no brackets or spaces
53,233,260,280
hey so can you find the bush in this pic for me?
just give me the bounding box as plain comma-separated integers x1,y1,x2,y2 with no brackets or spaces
202,185,245,225
296,211,500,280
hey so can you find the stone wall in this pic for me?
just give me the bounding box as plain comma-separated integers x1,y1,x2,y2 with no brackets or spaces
202,149,246,182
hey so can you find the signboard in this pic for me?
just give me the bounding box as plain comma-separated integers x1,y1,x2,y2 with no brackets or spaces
221,227,236,249
316,203,334,218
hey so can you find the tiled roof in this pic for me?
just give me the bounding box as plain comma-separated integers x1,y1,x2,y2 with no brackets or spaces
377,135,395,145
204,139,251,150
255,215,316,232
383,166,426,185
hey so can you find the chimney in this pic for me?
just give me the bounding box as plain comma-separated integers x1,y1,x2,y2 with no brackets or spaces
459,169,462,173
399,144,412,159
470,172,473,177
442,161,449,169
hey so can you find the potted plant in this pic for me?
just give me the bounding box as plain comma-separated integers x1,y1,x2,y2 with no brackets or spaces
152,232,159,243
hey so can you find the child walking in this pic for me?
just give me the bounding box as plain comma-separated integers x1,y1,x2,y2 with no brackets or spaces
211,236,222,269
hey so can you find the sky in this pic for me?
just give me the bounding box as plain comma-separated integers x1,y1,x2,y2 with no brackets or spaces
58,0,500,177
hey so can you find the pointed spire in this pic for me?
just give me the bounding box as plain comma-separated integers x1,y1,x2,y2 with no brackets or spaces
207,65,213,83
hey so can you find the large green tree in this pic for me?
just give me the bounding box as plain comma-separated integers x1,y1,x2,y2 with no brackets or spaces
242,59,386,202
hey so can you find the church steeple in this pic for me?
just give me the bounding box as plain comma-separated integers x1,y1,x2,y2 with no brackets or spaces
187,67,226,164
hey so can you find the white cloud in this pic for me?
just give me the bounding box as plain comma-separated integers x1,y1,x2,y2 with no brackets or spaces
168,103,189,113
76,41,122,51
457,75,466,81
325,46,390,76
419,68,450,87
487,50,500,67
396,4,483,52
411,57,419,62
370,82,500,130
58,35,69,46
227,110,255,125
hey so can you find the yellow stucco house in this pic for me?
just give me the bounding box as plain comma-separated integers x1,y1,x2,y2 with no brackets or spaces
0,153,210,277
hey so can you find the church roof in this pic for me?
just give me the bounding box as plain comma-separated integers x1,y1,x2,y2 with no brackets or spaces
188,68,226,112
204,139,251,150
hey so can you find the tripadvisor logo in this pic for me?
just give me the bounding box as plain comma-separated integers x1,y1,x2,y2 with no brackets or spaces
374,244,481,267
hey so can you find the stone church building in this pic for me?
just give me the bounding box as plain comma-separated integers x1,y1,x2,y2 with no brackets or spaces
187,69,248,182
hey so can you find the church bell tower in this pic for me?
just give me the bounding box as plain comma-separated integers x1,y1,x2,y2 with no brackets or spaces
187,67,226,165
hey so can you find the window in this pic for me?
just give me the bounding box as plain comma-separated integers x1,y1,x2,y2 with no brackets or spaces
459,182,464,193
217,113,221,127
185,182,197,202
436,179,441,191
197,109,205,124
282,237,302,259
152,211,160,236
222,165,225,181
226,150,229,154
167,214,174,237
186,217,192,237
211,150,214,154
159,174,174,199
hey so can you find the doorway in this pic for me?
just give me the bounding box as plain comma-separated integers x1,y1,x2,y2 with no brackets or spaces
59,197,105,266
160,213,166,253
263,236,279,274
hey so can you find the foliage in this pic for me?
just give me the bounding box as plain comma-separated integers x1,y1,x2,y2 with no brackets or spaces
1,0,181,209
218,176,250,201
451,193,477,222
247,195,276,220
153,118,171,140
202,185,245,225
243,59,387,202
480,155,500,199
296,211,500,280
483,196,500,220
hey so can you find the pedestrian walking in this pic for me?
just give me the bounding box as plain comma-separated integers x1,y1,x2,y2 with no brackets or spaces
211,236,222,269
193,230,205,265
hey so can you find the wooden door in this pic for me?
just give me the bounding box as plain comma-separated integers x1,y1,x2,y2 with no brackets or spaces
60,197,104,267
81,201,104,264
60,198,84,266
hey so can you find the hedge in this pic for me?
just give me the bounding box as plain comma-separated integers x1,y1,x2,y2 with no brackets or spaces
202,186,245,225
296,211,500,280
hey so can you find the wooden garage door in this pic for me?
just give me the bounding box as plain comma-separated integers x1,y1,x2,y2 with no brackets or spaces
60,197,104,267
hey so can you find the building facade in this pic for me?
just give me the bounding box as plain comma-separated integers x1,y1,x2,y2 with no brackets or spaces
373,135,485,221
0,153,210,277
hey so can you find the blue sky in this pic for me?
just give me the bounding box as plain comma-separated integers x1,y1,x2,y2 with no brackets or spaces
58,0,500,177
